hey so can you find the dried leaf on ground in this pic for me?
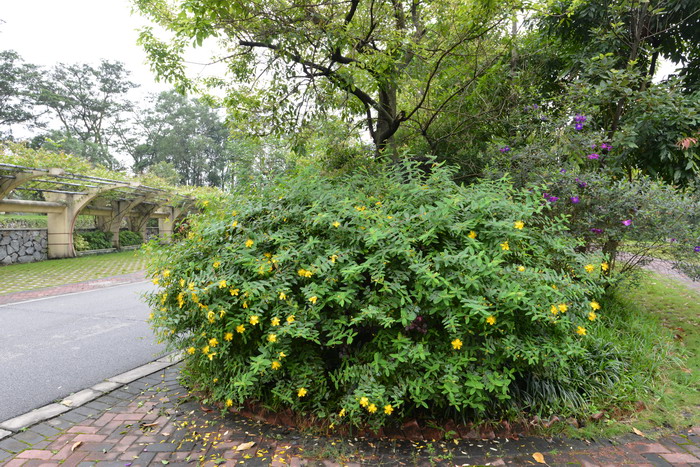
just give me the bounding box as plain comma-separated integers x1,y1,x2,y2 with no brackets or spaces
236,441,256,451
71,441,83,452
532,452,546,463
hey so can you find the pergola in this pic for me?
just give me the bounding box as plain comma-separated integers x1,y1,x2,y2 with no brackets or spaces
0,163,195,259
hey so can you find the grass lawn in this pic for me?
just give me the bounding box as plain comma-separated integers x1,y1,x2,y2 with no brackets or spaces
0,250,148,294
555,270,700,440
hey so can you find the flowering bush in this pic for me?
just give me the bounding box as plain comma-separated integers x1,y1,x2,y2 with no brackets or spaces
147,161,614,428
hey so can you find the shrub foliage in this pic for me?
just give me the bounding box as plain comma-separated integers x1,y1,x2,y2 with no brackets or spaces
147,162,612,427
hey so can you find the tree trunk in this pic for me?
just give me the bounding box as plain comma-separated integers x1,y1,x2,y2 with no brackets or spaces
375,83,400,160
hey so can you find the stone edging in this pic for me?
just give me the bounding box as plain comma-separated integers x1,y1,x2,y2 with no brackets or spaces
0,353,183,440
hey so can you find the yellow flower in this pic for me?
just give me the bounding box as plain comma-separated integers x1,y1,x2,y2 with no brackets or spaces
486,315,496,325
218,280,227,289
601,262,609,271
202,200,209,207
550,305,559,315
330,255,338,263
367,403,377,413
590,300,601,310
576,326,587,336
518,265,525,272
271,317,280,326
309,296,318,305
268,333,277,343
225,399,233,407
387,216,393,219
384,405,394,415
202,345,210,354
187,346,196,355
242,301,248,309
338,408,346,417
451,338,463,350
229,288,239,296
236,324,245,334
231,220,238,228
287,315,295,324
279,291,286,300
297,388,307,398
148,312,154,321
584,264,595,273
209,338,218,347
162,269,170,278
245,239,254,248
224,332,233,341
152,277,159,285
249,315,259,325
500,241,510,251
271,360,281,370
213,261,221,269
278,351,287,358
558,303,568,313
514,221,524,230
588,311,597,321
332,221,340,228
219,309,226,318
179,278,186,288
207,311,215,323
298,268,313,278
359,397,369,407
468,230,477,239
232,210,238,216
188,282,195,291
354,205,366,211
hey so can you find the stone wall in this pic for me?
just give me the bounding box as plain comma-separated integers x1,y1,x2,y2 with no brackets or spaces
0,229,48,265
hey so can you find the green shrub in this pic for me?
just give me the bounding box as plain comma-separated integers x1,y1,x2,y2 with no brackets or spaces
76,230,112,250
147,161,614,428
119,230,143,246
73,234,90,251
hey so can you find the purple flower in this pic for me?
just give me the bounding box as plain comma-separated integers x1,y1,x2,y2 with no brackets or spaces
575,123,584,131
500,146,511,153
560,168,567,173
574,114,587,123
571,196,580,204
532,104,539,110
588,153,600,160
547,195,559,203
601,143,612,151
540,116,548,121
590,228,604,234
694,246,700,253
622,219,632,226
670,238,676,243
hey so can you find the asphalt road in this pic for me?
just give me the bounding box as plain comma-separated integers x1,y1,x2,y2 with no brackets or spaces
0,281,167,422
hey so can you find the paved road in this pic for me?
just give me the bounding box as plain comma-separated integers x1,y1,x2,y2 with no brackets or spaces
0,281,166,422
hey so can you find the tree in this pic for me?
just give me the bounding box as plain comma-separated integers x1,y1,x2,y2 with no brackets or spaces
135,0,518,157
0,50,42,134
35,60,137,168
125,90,235,187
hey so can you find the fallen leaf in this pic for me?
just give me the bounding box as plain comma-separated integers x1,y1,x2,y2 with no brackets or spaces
236,441,256,451
71,441,83,452
142,423,159,428
532,452,545,463
632,427,647,438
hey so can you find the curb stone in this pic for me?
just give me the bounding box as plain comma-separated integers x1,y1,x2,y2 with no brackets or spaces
0,352,182,434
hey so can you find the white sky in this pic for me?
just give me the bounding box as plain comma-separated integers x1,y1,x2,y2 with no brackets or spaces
1,0,170,96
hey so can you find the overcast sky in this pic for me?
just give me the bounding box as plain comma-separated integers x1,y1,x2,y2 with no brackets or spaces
1,0,171,96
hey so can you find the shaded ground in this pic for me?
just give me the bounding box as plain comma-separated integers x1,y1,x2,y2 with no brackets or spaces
1,364,699,466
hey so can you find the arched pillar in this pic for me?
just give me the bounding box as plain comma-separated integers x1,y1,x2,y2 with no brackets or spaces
44,183,131,258
128,202,160,242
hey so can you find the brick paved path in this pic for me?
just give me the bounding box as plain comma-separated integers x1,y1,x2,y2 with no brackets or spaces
2,364,699,466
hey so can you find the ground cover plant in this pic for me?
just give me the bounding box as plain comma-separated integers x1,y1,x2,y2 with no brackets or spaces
145,160,670,431
119,230,143,247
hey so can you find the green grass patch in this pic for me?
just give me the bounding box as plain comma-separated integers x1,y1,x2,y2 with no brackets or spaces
0,213,96,229
553,271,700,439
0,250,148,294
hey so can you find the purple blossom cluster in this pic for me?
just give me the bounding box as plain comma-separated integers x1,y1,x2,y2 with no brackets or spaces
588,153,600,160
590,228,604,234
694,246,700,253
543,192,559,203
500,146,511,153
573,114,587,131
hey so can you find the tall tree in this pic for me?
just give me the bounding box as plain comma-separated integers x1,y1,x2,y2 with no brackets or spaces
0,50,42,134
35,60,136,168
135,0,517,157
125,90,234,187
